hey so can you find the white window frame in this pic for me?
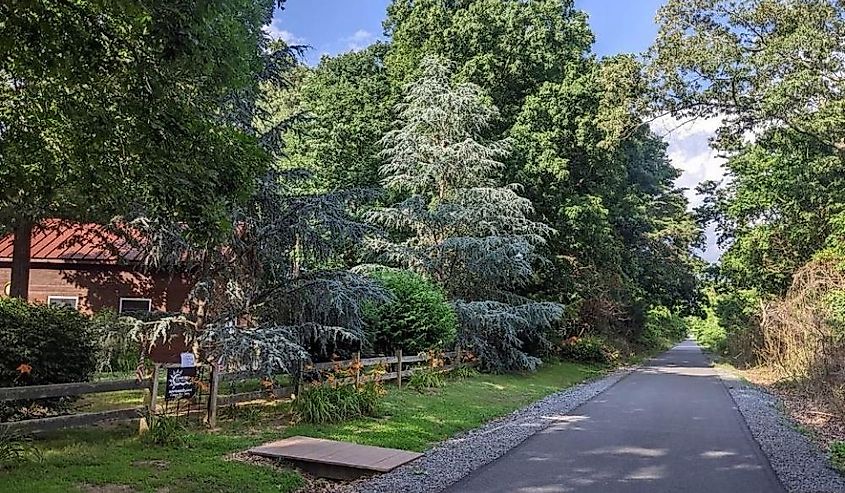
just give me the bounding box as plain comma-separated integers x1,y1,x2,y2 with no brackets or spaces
119,297,152,313
47,295,79,309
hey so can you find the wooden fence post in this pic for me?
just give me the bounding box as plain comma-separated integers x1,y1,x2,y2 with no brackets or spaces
207,362,221,428
354,351,361,386
395,349,403,389
454,344,462,370
296,359,303,396
141,363,160,434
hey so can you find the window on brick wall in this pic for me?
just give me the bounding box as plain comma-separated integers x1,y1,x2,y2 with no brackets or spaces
119,298,152,314
47,296,79,309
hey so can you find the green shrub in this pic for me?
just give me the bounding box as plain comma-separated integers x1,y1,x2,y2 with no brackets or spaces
824,289,845,334
0,429,41,468
143,416,191,448
0,298,98,419
408,367,444,391
558,335,618,364
91,309,141,373
363,269,457,354
715,289,760,334
449,365,480,379
356,381,383,416
830,441,845,471
640,306,688,349
714,289,762,362
687,314,726,353
293,381,384,424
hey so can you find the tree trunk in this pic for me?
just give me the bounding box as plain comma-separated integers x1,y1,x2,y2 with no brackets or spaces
9,218,33,299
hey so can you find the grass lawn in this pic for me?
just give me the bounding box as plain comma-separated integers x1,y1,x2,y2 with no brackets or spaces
0,360,601,493
282,361,602,451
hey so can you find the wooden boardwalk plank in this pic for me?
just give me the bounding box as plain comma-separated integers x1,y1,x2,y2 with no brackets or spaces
248,436,422,474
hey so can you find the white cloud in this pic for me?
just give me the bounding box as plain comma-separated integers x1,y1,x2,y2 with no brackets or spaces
342,29,375,52
263,19,305,45
652,115,727,262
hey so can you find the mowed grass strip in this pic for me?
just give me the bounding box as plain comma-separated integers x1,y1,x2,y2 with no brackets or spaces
0,360,599,493
280,360,601,452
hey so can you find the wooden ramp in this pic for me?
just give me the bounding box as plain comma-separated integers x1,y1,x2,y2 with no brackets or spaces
248,436,423,480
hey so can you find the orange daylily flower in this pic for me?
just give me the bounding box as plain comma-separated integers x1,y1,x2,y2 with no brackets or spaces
16,363,32,375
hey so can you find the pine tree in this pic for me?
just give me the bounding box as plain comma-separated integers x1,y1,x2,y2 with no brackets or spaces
369,56,563,372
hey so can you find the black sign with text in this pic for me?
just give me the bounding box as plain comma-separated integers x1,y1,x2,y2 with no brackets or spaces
164,367,197,401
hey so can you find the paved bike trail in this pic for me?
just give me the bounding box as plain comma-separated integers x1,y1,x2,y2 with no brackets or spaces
445,340,785,493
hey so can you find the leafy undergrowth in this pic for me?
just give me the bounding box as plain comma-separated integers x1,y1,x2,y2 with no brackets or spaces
0,361,600,492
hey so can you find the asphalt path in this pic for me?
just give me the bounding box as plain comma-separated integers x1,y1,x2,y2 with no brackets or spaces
445,340,785,493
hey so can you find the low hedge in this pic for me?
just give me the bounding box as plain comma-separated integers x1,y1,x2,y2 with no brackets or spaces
0,298,98,419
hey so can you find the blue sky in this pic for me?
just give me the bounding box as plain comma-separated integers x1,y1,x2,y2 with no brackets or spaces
266,0,723,261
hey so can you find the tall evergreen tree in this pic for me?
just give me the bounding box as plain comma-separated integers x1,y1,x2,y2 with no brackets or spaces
369,56,563,372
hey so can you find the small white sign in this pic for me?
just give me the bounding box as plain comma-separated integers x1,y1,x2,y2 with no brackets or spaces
180,352,196,368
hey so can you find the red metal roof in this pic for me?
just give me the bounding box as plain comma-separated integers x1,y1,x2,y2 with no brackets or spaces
0,220,144,264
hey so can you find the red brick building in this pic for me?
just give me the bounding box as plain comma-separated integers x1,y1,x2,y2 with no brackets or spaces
0,220,192,314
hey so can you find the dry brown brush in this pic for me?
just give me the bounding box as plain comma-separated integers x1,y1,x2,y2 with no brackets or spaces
758,260,845,410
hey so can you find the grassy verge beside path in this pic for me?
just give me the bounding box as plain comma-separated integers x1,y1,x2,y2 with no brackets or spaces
0,360,602,493
283,360,602,451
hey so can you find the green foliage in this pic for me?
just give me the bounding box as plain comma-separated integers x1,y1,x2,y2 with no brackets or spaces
384,0,594,121
687,289,761,361
356,381,383,417
687,313,726,354
649,0,845,155
0,0,287,246
143,416,191,448
91,309,140,373
293,382,384,424
714,290,760,334
824,289,845,334
830,441,845,471
288,44,395,189
408,367,445,392
363,269,457,355
382,0,704,339
558,336,619,364
650,0,845,322
640,306,688,349
370,55,564,373
714,289,762,358
0,429,41,468
269,0,705,365
0,298,98,419
449,365,480,379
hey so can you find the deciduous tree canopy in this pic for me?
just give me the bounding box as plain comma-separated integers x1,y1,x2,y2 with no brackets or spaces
0,0,289,296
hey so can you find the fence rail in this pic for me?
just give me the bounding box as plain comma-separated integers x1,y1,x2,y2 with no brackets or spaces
1,407,145,434
0,348,462,434
0,379,152,402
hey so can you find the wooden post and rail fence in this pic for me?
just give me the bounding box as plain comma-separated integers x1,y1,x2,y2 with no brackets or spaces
0,348,463,434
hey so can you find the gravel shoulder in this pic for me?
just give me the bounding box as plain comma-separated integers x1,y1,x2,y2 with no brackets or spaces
353,368,630,493
719,370,845,493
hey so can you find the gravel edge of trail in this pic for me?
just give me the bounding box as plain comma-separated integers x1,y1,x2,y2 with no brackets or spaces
718,371,845,493
353,368,631,493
